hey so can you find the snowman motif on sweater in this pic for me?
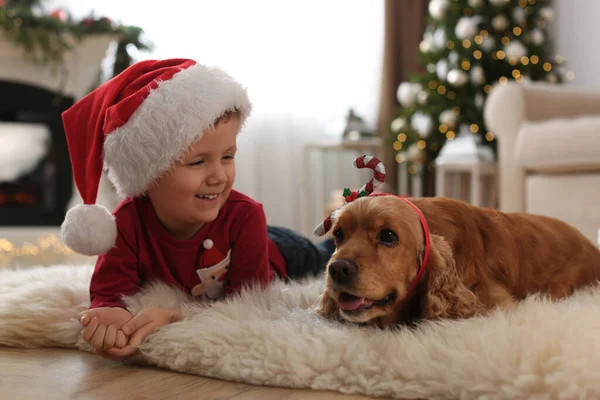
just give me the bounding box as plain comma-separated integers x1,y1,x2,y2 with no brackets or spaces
191,239,231,300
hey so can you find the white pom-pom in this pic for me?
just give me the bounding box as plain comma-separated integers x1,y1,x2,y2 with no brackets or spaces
203,239,214,249
61,204,117,256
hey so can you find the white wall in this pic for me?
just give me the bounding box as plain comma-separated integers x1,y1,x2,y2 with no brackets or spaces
554,0,600,89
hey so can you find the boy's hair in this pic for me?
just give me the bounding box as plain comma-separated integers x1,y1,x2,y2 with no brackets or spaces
164,108,242,173
214,108,241,126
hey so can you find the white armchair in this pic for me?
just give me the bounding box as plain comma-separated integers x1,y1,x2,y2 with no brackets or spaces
484,82,600,244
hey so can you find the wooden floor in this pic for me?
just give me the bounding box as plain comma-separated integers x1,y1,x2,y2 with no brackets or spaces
0,347,381,400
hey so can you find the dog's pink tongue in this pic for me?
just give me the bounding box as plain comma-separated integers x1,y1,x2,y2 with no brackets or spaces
338,293,373,311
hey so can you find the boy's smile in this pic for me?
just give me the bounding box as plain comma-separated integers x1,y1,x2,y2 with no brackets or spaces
147,114,240,240
195,193,219,200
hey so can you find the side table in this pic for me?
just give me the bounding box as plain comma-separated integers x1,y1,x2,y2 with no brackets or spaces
435,161,498,208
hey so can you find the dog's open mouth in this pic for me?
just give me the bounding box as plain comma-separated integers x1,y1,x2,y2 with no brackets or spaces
336,291,396,313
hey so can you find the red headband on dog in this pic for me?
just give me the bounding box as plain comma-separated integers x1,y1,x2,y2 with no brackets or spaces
313,155,431,298
370,192,431,297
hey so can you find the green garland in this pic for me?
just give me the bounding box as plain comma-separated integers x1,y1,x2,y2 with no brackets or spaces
0,0,153,90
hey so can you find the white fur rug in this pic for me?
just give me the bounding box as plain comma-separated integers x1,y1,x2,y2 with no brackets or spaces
1,265,600,399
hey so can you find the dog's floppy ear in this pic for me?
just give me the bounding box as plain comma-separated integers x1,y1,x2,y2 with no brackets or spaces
421,234,486,320
316,290,342,321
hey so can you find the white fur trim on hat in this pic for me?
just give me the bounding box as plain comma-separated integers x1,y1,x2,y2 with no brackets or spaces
103,63,252,198
61,204,117,256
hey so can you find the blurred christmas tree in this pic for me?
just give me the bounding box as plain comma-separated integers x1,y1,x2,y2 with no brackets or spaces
391,0,572,174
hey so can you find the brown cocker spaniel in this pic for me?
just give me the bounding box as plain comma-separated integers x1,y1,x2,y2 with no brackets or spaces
318,195,600,328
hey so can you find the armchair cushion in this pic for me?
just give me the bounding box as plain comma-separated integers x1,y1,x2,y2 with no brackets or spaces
515,115,600,172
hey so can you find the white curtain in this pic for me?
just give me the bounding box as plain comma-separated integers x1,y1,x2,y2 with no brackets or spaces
48,0,384,232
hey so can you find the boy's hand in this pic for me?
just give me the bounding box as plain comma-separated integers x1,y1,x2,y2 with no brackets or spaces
79,307,133,353
106,307,182,358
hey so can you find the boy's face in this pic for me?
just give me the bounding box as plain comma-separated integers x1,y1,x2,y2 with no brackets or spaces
148,117,239,239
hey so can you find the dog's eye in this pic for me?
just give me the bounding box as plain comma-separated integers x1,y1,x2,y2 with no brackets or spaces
333,229,344,243
378,229,398,246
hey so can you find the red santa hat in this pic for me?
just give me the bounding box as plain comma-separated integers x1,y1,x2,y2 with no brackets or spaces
60,58,252,256
202,239,227,266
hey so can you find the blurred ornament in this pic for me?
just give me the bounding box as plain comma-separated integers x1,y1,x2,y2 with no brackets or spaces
513,7,526,25
504,40,528,60
455,17,479,40
470,65,485,85
481,36,496,52
468,0,484,7
407,143,426,165
447,69,469,87
81,17,94,27
427,63,437,73
50,9,69,23
436,59,449,81
529,29,545,46
417,91,430,105
397,82,422,107
429,0,451,20
433,27,447,50
489,0,507,6
492,15,509,31
448,51,459,66
540,7,555,21
475,93,485,109
546,73,558,83
439,109,459,128
420,32,434,53
411,111,434,138
391,117,407,132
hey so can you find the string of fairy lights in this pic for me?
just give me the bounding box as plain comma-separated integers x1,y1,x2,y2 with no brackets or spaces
0,234,90,267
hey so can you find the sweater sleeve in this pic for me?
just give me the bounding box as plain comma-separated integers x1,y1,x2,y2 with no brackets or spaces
89,205,141,309
226,203,274,294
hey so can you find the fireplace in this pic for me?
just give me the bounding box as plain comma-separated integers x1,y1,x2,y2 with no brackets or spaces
0,81,74,226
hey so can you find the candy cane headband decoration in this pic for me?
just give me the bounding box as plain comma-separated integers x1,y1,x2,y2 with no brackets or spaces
313,155,386,237
313,157,430,299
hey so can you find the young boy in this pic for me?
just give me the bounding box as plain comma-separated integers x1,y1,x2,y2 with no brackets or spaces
60,58,334,360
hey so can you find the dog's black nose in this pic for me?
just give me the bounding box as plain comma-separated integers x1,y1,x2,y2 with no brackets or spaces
328,259,358,284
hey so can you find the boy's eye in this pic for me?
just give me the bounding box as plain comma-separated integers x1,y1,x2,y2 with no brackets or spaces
188,160,204,166
223,154,235,160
